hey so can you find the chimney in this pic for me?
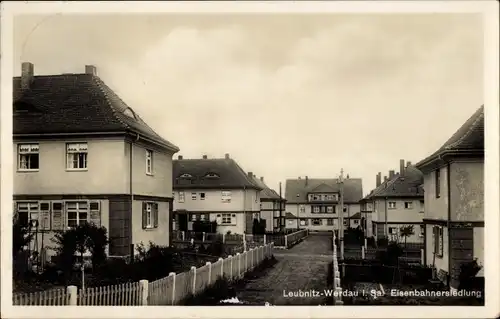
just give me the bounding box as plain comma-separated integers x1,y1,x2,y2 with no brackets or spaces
21,62,34,91
376,172,382,187
400,159,405,175
389,170,395,179
346,174,350,179
384,176,388,183
305,176,308,186
202,155,207,159
406,161,412,168
85,65,97,76
298,176,301,180
260,176,264,182
225,153,230,159
178,155,183,160
247,172,253,178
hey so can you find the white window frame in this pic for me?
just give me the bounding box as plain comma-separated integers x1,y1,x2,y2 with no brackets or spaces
312,218,322,226
146,149,153,175
221,191,232,203
66,201,89,228
18,143,40,171
388,227,398,235
221,213,233,225
326,206,334,213
144,202,153,228
404,201,413,209
191,192,197,200
16,201,39,226
66,143,88,170
200,192,206,200
299,205,305,213
178,192,185,203
313,206,320,213
327,219,334,226
388,201,397,209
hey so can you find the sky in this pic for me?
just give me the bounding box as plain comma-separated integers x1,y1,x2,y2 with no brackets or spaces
12,13,483,195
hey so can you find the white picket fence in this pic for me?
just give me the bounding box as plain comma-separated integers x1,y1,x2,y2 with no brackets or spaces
13,243,274,306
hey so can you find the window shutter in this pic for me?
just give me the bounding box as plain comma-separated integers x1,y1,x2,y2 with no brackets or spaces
142,202,147,229
216,214,222,224
153,203,159,228
51,202,64,230
39,201,51,231
89,201,101,227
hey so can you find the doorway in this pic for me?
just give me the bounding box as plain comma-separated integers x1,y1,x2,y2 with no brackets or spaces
178,214,188,232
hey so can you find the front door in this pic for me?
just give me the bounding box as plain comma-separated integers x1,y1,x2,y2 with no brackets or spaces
178,214,188,232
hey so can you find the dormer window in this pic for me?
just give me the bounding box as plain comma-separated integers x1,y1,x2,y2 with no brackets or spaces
123,107,137,120
203,172,220,179
180,173,194,179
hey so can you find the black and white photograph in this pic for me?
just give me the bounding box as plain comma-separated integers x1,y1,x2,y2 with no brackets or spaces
1,1,498,318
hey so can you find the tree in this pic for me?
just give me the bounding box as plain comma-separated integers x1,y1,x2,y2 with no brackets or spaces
13,215,34,258
399,225,415,250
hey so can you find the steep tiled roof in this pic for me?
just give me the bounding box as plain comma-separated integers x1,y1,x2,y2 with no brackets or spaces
285,178,363,204
285,212,297,219
13,73,179,152
250,175,281,201
173,157,262,190
363,166,424,200
348,212,361,219
416,105,484,169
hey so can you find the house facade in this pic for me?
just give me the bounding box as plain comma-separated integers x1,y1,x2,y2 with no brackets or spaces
284,176,363,233
172,154,262,234
250,175,286,233
416,105,484,289
13,63,179,258
362,160,425,244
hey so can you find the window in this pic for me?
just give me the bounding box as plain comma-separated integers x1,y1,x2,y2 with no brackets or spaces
435,169,441,198
326,194,334,201
388,202,397,209
389,227,398,234
16,202,39,227
312,218,322,226
200,193,206,200
146,150,153,175
66,202,88,228
327,206,334,213
343,206,348,213
221,213,233,225
354,220,359,225
199,214,207,221
343,220,348,226
191,192,197,200
313,206,320,213
433,226,443,257
178,192,185,203
18,144,39,170
66,143,88,170
300,219,308,226
299,205,305,213
320,206,326,213
327,219,334,226
221,191,232,203
419,225,425,237
142,202,158,229
404,202,413,209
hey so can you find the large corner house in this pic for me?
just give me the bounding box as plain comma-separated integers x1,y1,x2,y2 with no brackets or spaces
13,62,179,259
284,176,363,232
172,154,264,235
415,105,484,290
360,159,425,244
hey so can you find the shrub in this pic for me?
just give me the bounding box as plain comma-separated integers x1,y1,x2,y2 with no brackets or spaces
252,219,266,235
376,236,389,247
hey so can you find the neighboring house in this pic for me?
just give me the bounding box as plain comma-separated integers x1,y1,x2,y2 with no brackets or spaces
346,212,362,228
250,175,286,233
415,105,484,289
172,154,262,235
13,63,179,258
284,176,363,233
361,160,425,244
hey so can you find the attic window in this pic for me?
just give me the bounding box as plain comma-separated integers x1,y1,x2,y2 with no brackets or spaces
179,173,194,179
203,172,220,179
123,107,137,119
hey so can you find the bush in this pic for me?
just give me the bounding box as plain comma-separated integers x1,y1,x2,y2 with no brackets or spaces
376,236,389,247
458,259,483,293
252,219,266,235
376,242,403,266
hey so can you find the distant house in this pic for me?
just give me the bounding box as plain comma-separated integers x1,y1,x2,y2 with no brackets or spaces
284,176,363,233
13,62,179,258
172,154,262,235
415,105,484,289
360,160,425,244
250,175,286,233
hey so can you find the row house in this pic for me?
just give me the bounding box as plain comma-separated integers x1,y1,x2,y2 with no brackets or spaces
13,62,179,258
172,154,262,235
360,160,425,244
415,105,484,290
250,174,286,233
284,176,363,233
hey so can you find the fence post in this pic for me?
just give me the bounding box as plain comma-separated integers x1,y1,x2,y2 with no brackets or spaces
206,262,212,285
421,248,425,265
191,266,197,295
139,279,149,305
67,285,77,305
243,237,247,252
169,272,176,305
264,234,267,245
182,231,185,241
236,253,241,278
285,235,288,248
202,232,206,242
223,233,226,243
229,255,233,280
364,237,367,249
362,246,365,259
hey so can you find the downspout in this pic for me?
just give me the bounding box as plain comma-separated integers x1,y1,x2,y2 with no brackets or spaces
128,133,138,258
446,159,452,288
243,185,246,234
385,197,388,238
